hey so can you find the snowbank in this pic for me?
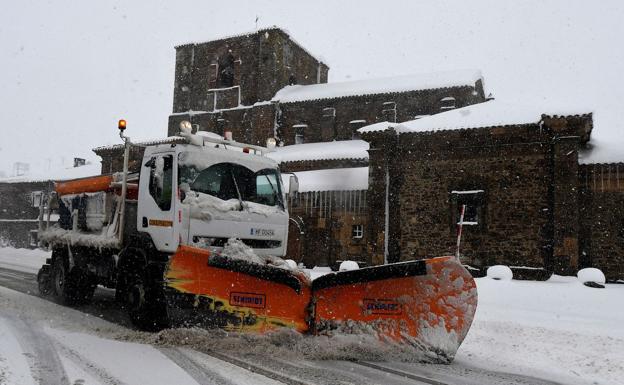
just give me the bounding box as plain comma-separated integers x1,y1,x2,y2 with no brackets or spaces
486,265,513,280
0,247,49,274
577,268,606,284
457,277,624,385
339,260,359,271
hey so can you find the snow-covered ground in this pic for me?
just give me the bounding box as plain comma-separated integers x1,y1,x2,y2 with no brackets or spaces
0,247,48,274
0,247,622,385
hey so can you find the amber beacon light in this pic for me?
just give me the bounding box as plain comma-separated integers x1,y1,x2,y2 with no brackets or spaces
118,119,127,131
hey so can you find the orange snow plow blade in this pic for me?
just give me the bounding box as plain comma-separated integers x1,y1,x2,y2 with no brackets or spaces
164,246,477,362
164,245,312,333
311,256,478,362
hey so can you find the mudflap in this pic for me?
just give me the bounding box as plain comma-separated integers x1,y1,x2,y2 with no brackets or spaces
164,245,312,333
310,256,478,363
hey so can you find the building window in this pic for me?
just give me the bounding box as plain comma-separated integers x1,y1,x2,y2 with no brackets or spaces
440,96,456,110
218,54,235,88
322,107,336,117
293,124,307,144
352,224,364,239
382,102,397,122
31,191,43,208
450,190,485,226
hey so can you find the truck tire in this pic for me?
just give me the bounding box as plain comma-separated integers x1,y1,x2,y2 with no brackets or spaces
123,268,169,331
37,265,53,296
51,252,96,305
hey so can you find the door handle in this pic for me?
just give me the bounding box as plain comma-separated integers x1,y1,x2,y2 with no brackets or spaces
142,217,148,228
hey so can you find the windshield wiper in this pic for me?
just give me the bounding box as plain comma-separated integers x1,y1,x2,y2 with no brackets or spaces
264,174,284,209
230,169,245,211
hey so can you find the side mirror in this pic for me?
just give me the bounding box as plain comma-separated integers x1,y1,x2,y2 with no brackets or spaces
288,175,299,195
144,157,156,168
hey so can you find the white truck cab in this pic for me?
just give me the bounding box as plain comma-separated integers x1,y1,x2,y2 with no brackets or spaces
137,134,290,257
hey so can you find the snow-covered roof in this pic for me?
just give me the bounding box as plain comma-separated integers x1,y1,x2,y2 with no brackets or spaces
579,128,624,164
272,69,483,103
282,167,369,192
357,121,398,134
394,100,590,134
93,136,185,153
267,140,369,163
0,162,101,184
175,26,325,65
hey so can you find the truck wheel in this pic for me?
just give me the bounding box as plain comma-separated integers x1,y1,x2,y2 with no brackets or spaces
52,255,95,305
37,265,53,296
125,270,168,331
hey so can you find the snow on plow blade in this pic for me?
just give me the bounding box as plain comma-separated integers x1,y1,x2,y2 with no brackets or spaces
311,256,478,362
164,245,312,333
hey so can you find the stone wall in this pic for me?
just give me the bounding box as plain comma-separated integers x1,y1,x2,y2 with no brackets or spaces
171,27,326,115
579,163,624,281
0,180,52,248
286,190,368,268
278,83,485,145
363,115,592,279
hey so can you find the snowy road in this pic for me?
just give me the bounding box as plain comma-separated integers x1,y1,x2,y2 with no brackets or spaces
0,265,565,385
0,268,564,385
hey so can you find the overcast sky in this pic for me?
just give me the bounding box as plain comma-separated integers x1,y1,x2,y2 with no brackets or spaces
1,0,623,176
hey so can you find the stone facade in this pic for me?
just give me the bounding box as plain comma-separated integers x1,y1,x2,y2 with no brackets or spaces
0,180,52,248
286,190,368,268
363,114,597,280
167,28,485,149
172,27,328,113
277,83,485,145
579,163,624,281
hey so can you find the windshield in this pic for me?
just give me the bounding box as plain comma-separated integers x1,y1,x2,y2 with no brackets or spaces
179,161,284,208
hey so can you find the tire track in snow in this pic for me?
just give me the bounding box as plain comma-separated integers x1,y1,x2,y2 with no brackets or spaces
172,348,311,385
50,337,127,385
354,361,447,385
3,315,70,385
157,347,231,385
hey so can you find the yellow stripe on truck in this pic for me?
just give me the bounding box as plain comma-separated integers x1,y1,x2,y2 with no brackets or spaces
148,219,173,227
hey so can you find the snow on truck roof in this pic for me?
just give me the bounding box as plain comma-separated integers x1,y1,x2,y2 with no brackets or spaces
267,140,369,163
272,69,483,103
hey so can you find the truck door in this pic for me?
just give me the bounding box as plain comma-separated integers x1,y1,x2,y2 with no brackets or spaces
137,153,178,253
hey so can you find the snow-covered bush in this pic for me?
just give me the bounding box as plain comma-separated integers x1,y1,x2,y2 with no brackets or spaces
577,268,606,285
339,260,359,271
486,265,513,280
284,259,297,269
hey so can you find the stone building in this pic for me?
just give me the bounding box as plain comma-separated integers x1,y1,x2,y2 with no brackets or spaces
166,27,486,147
268,141,370,268
0,161,100,248
13,27,620,280
361,100,624,281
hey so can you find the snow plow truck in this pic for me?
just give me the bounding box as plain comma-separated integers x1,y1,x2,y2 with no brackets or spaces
37,120,477,362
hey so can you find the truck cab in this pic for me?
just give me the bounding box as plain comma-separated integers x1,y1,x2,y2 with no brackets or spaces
138,138,290,257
